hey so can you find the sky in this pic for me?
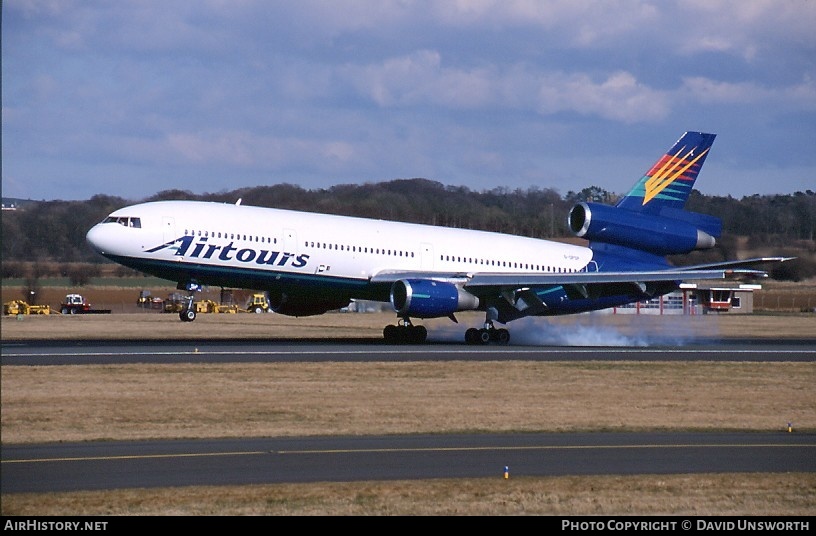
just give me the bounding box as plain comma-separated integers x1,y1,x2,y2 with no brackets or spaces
3,1,815,203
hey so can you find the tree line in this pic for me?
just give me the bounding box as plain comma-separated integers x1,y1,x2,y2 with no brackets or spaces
2,179,815,281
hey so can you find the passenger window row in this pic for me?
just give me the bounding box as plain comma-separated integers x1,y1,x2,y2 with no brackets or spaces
440,254,573,273
184,230,277,244
305,241,415,258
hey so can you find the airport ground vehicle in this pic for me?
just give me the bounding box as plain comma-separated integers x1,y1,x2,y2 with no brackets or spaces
193,300,241,314
59,294,111,315
3,300,51,315
163,292,187,313
161,290,245,320
137,290,152,307
137,290,164,309
247,293,270,314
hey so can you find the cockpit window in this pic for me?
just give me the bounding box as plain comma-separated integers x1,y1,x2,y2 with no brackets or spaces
103,216,141,228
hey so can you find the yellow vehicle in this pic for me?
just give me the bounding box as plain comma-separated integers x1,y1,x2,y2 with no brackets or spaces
3,300,51,315
194,300,240,314
193,300,216,313
163,292,187,313
247,293,270,313
137,290,163,309
137,290,152,307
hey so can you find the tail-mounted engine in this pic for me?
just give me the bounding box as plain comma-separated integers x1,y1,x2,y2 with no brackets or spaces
390,279,480,319
568,202,719,256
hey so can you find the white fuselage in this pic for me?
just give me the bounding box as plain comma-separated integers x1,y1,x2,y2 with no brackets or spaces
86,200,594,286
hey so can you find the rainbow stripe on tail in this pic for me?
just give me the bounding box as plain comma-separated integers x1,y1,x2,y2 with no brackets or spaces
617,131,716,214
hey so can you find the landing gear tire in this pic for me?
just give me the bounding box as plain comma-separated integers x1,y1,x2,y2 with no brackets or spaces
180,309,196,322
383,323,427,344
465,325,510,345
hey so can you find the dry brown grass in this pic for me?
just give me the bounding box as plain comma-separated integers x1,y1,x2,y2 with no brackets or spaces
4,474,814,516
2,288,815,516
2,361,814,444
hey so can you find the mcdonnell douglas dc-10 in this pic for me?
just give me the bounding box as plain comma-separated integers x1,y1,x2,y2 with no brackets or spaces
86,131,788,344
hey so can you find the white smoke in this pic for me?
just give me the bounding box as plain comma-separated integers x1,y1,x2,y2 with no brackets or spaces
425,311,720,346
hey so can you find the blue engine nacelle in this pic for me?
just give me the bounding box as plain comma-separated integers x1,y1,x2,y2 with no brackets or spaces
568,202,716,256
390,279,480,318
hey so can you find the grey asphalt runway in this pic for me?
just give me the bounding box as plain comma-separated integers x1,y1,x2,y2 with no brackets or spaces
3,432,814,494
1,340,814,494
2,338,815,365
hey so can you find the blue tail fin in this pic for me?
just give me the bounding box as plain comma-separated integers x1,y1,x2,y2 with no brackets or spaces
569,131,722,262
616,131,716,214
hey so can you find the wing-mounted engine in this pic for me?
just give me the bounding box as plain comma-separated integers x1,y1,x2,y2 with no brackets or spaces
568,202,719,256
390,279,480,319
268,290,350,317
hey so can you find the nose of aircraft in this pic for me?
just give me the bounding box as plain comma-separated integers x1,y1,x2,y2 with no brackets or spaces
86,223,113,255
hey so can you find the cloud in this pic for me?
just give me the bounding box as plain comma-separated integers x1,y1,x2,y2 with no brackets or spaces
3,0,814,201
339,50,494,108
537,71,669,123
681,76,816,111
675,0,816,59
338,52,669,123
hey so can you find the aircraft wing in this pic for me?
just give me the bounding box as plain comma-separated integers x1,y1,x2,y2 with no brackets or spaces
370,266,771,290
671,256,795,272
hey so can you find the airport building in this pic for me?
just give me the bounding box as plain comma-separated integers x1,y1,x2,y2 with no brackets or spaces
610,283,761,315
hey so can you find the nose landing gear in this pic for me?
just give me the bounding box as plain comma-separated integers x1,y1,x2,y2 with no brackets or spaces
179,294,197,322
178,281,201,322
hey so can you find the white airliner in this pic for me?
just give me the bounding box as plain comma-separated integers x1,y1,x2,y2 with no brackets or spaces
86,132,789,344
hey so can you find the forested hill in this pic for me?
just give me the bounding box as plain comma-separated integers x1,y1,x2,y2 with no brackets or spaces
2,179,814,280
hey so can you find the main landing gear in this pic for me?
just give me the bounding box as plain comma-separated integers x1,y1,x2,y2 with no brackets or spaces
465,321,510,345
382,317,511,345
383,317,428,344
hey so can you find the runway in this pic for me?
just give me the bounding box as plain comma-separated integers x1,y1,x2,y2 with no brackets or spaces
3,432,814,494
2,340,814,494
2,337,815,365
